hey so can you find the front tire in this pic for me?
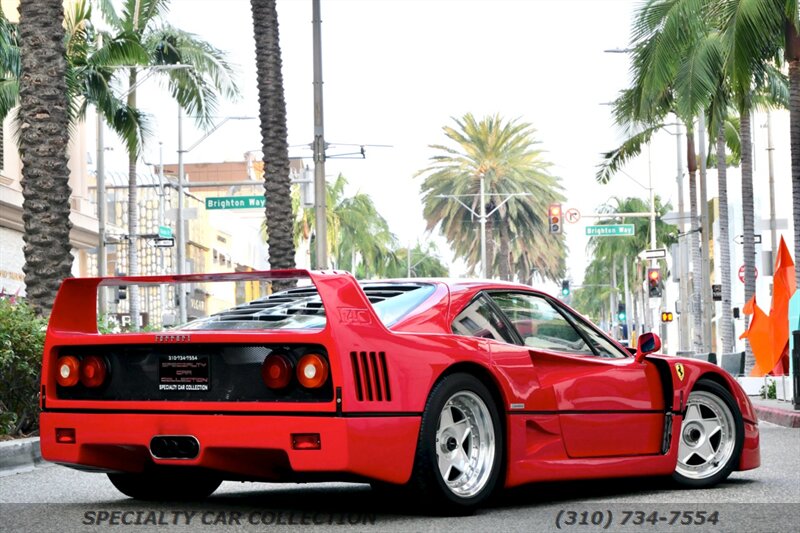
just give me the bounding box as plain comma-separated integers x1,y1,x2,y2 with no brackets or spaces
108,470,221,501
408,373,503,514
672,379,744,488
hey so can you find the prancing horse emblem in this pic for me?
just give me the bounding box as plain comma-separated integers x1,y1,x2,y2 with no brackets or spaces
675,363,685,381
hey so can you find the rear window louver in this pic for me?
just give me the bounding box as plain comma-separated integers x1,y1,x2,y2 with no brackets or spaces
203,283,424,323
350,351,391,402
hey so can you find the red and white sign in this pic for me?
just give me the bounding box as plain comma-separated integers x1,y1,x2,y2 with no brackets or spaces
565,208,581,224
738,264,758,283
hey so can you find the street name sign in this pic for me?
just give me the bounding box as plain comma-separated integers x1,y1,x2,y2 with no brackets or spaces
585,224,635,237
205,196,266,210
158,226,173,239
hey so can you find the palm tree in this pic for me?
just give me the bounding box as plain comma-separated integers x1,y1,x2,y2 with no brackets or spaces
294,174,399,278
2,1,146,315
16,0,72,316
418,113,566,282
250,0,294,286
387,242,449,279
586,196,678,335
97,0,237,326
715,0,799,289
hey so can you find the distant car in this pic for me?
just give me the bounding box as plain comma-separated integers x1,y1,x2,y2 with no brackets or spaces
40,270,759,513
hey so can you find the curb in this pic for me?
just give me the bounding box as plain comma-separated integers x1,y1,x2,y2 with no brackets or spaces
0,437,43,476
753,405,800,428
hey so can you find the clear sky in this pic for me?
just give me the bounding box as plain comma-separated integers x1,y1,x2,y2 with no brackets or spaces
94,0,793,291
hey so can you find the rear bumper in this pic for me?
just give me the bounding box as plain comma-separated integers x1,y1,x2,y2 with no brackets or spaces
40,411,420,484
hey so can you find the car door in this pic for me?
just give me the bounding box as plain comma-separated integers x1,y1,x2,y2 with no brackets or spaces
489,291,666,458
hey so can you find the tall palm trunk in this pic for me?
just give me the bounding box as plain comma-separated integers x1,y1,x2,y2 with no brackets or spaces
251,0,295,288
787,21,800,287
717,128,735,354
18,0,72,316
740,110,756,371
127,69,140,329
687,130,703,352
484,210,495,279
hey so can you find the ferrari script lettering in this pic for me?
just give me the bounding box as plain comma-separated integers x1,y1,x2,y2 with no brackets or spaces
154,334,191,343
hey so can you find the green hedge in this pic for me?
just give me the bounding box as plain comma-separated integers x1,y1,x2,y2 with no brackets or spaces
0,298,46,435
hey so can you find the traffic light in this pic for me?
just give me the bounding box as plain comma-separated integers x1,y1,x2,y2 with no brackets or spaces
617,302,626,322
561,279,570,297
549,203,562,234
647,267,662,297
661,311,674,323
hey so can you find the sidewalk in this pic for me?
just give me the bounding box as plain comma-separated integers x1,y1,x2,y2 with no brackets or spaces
0,437,43,476
749,397,800,428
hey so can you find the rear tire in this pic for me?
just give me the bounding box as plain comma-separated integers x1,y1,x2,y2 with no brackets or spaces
408,373,503,515
108,470,221,501
672,379,744,488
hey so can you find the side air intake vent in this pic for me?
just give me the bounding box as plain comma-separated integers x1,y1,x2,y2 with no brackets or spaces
350,351,391,401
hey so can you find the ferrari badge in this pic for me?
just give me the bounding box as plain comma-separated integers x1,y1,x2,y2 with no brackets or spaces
675,363,685,381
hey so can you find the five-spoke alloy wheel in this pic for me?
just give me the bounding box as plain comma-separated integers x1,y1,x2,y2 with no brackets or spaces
408,373,503,514
673,379,744,488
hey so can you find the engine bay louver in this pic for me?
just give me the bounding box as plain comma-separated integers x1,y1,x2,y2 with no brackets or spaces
350,351,391,402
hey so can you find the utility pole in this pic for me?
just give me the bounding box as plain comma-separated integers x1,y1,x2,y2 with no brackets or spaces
177,107,187,324
698,114,713,353
96,111,107,318
312,0,328,269
611,258,619,340
436,184,530,279
675,121,690,352
767,111,777,258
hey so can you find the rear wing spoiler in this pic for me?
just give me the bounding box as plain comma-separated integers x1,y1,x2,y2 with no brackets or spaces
48,269,386,335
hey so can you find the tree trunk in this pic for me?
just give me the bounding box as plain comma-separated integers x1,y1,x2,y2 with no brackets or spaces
740,110,756,372
687,130,703,352
717,128,735,354
484,207,495,279
786,21,800,290
18,0,73,316
251,0,295,288
127,69,140,330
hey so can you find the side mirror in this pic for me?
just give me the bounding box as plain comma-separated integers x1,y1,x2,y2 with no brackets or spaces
635,332,661,363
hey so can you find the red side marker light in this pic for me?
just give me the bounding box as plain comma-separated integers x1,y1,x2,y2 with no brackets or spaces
80,355,108,388
296,354,329,389
55,356,80,387
291,433,321,450
261,353,293,389
55,428,75,444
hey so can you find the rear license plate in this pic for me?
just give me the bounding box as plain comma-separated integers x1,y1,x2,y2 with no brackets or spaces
159,355,210,391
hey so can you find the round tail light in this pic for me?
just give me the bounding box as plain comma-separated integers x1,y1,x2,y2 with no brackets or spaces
80,355,108,388
296,354,329,389
261,353,293,389
56,356,80,387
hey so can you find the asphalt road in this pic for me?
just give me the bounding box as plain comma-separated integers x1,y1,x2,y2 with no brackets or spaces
0,423,797,533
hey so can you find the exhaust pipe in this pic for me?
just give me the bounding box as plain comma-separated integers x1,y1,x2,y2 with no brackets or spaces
150,436,200,459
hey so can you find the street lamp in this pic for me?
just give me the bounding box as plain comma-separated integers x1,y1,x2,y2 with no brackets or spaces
436,174,530,278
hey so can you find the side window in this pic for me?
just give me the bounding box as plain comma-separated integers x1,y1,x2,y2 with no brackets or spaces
569,317,629,359
490,292,593,355
451,295,516,343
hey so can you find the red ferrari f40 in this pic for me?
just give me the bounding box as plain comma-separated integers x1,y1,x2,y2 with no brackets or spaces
39,270,759,513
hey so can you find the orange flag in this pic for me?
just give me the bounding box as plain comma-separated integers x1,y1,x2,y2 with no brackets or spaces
740,237,796,376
